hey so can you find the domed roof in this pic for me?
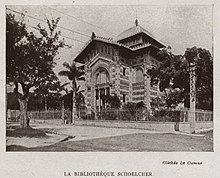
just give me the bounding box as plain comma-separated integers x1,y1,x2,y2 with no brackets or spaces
117,20,155,41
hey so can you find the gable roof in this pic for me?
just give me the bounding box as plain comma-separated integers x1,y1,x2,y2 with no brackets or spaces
74,36,131,63
74,35,162,63
116,25,155,41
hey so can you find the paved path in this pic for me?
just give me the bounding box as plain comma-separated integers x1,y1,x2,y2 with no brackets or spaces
7,123,212,151
7,123,167,148
33,124,167,142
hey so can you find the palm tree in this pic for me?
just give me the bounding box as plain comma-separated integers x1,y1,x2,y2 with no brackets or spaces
58,62,85,124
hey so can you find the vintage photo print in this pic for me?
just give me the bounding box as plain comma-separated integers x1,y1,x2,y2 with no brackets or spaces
1,0,219,178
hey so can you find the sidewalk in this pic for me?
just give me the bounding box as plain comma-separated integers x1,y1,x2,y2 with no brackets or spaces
32,123,167,141
6,122,210,149
6,123,166,148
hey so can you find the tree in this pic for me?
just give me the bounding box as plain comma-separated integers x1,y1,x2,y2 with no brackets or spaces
184,47,213,110
75,90,85,109
150,96,165,109
102,94,121,109
148,48,186,107
148,46,213,110
63,88,85,110
121,102,146,121
6,13,64,128
122,101,146,111
136,101,145,109
58,62,85,123
7,92,19,110
27,93,44,111
34,80,63,111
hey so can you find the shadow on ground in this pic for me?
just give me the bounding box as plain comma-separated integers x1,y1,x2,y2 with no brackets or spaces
6,131,213,152
6,127,47,138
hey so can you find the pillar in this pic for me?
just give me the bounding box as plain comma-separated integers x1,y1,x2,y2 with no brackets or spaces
99,89,101,112
144,65,151,111
115,63,121,97
189,62,196,133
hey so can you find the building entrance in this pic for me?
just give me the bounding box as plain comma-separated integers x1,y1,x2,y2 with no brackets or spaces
94,67,110,111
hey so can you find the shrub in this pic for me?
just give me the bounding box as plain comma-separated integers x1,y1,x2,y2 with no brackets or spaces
152,109,181,122
100,109,118,120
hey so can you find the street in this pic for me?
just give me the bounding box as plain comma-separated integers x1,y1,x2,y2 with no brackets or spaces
6,123,213,152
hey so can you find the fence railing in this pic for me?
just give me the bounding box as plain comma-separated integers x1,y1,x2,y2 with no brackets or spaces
7,110,20,122
90,109,213,122
7,108,213,123
97,109,148,121
7,110,71,121
29,111,63,120
179,109,213,122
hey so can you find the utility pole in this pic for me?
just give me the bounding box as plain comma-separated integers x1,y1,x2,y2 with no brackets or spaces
189,59,197,133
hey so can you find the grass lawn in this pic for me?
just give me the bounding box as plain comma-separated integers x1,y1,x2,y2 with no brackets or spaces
7,131,213,152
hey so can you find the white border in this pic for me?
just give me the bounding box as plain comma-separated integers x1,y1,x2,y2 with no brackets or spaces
0,0,219,178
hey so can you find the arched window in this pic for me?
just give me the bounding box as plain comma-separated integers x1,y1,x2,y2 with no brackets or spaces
136,68,144,83
95,68,109,84
96,73,100,84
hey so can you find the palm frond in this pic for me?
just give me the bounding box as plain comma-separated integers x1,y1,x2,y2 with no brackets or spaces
75,69,85,78
76,85,80,92
58,70,70,77
77,90,84,93
71,61,77,69
70,62,78,73
62,62,72,71
77,76,85,81
61,82,70,88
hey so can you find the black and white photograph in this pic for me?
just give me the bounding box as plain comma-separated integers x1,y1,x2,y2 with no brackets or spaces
5,4,214,152
2,1,220,177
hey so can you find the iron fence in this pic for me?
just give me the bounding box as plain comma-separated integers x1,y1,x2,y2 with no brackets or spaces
29,111,62,120
87,108,213,122
179,109,213,122
7,108,213,123
7,110,71,121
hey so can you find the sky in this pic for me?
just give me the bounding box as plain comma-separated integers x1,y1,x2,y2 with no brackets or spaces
6,5,213,87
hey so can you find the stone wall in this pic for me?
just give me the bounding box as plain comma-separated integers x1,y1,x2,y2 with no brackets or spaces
76,120,175,132
75,120,213,133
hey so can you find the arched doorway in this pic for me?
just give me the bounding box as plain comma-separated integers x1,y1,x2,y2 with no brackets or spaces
94,67,110,111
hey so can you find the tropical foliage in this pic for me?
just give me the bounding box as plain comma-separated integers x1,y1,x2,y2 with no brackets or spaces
58,62,85,123
6,13,64,128
148,47,213,110
102,94,121,109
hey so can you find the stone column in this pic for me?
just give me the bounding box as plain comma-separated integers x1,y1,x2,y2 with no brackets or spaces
87,69,92,115
144,65,151,111
115,63,121,97
99,89,101,112
104,87,107,109
129,67,133,102
189,62,196,133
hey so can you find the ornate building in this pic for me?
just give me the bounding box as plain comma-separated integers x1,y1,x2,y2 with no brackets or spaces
74,20,165,113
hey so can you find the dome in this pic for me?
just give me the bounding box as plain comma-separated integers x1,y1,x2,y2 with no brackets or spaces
117,20,155,41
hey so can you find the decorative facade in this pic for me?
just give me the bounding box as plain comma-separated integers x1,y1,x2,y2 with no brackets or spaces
74,20,165,113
